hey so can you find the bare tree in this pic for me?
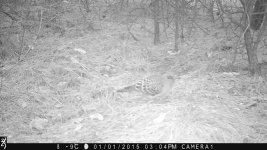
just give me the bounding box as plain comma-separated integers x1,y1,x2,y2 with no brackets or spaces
226,0,267,76
243,0,267,76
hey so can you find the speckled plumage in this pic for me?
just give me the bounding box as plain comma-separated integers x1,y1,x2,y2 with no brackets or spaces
117,74,175,97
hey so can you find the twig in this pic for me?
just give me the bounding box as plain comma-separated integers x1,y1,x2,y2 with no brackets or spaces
1,7,44,80
36,9,43,40
20,8,43,61
0,10,18,21
190,18,210,35
127,26,139,41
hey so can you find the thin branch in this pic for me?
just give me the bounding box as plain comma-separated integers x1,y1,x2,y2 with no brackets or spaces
0,10,18,21
20,8,43,61
36,8,43,40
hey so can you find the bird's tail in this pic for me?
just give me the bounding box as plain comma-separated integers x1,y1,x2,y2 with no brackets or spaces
116,85,136,93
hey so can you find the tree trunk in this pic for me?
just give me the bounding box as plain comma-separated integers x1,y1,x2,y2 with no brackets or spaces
174,0,179,51
152,0,160,45
242,0,263,76
188,0,198,36
244,28,261,76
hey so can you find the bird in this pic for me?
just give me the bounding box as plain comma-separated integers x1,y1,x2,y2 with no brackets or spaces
116,73,175,99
